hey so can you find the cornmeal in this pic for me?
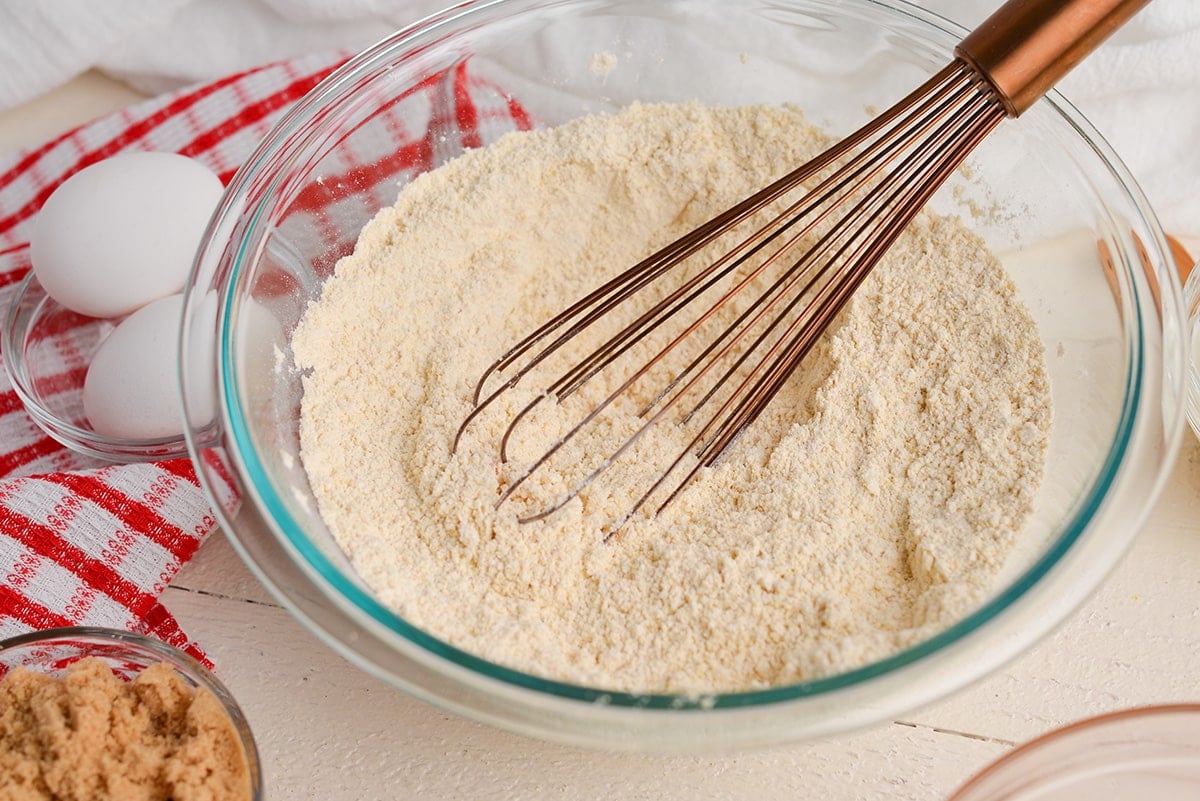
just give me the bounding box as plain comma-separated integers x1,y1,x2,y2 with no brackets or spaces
293,102,1052,694
0,659,251,801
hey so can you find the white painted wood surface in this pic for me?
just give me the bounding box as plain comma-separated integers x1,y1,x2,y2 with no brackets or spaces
164,437,1200,800
3,72,1198,801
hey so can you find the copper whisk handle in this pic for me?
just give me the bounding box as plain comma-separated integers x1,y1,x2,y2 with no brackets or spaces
957,0,1151,116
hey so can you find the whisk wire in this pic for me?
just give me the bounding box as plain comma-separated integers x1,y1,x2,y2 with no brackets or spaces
464,60,1010,532
497,65,977,441
456,63,970,435
446,0,1154,535
693,92,1008,468
671,74,1000,425
643,96,1008,521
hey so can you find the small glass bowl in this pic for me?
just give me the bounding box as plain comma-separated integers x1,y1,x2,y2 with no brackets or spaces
0,626,262,800
1186,261,1199,441
948,705,1200,800
1,271,189,463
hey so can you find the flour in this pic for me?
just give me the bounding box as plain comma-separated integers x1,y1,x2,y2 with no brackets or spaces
292,102,1052,694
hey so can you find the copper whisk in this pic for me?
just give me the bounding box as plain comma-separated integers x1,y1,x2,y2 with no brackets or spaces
455,0,1150,536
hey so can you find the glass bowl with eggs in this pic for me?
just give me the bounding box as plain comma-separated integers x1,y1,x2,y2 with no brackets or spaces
2,152,222,463
179,0,1188,750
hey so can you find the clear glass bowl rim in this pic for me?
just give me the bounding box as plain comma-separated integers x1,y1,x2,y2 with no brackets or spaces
188,0,1188,717
947,703,1200,800
1186,261,1200,441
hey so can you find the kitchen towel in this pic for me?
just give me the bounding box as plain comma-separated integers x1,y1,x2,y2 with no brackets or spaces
0,49,532,660
1,0,1197,237
0,53,345,662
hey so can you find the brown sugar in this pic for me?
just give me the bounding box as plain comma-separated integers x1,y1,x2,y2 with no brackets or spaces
0,658,251,801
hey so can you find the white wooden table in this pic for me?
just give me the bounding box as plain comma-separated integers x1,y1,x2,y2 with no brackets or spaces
3,72,1199,801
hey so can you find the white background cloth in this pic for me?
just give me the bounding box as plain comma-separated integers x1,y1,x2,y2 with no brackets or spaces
0,0,1197,237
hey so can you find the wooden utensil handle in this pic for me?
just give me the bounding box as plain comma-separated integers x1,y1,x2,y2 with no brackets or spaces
1168,235,1194,283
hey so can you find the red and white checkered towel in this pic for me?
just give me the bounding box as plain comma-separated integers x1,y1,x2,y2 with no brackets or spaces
0,51,532,663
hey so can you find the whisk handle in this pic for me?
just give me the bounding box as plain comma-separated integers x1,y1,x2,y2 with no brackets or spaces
956,0,1151,116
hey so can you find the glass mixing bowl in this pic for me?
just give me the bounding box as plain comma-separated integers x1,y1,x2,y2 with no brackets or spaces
179,0,1188,750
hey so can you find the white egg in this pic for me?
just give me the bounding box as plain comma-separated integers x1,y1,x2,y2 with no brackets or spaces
30,152,222,319
84,293,189,439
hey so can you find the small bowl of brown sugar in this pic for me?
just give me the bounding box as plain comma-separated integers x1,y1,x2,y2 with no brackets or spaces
0,627,260,801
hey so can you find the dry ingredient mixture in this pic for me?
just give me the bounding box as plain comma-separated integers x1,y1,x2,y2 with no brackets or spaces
0,659,251,801
293,101,1052,694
